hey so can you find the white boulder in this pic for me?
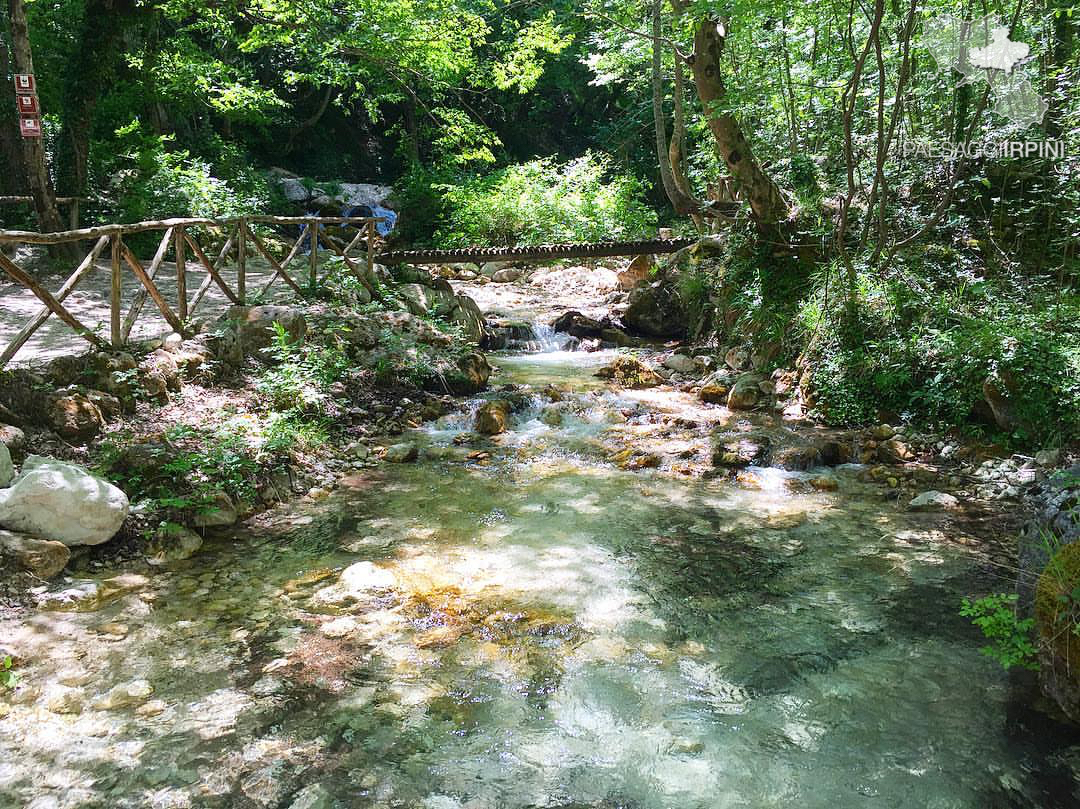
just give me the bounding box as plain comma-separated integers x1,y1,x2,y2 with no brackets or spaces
0,456,129,546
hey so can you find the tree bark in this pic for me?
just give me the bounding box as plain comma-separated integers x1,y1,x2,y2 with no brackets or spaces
7,0,71,245
652,1,701,219
686,14,791,232
0,34,28,196
57,0,138,203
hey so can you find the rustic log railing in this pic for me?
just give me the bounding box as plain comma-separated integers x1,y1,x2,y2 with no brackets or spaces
0,215,383,368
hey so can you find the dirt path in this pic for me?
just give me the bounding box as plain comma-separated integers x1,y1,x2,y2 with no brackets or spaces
0,246,294,367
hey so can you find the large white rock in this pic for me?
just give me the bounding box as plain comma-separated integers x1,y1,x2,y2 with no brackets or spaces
0,441,11,488
0,456,129,546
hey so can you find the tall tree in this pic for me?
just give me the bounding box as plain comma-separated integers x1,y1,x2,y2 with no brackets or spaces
6,0,72,249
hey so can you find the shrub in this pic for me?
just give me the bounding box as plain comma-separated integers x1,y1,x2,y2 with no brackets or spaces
960,593,1039,671
434,153,657,247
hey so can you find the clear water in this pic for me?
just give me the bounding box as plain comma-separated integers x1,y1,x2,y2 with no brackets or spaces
1,343,1077,808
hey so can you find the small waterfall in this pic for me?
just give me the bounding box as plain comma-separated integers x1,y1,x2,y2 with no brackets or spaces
523,323,576,353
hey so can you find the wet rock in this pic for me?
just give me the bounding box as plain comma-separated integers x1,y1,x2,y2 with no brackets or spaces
321,616,358,638
0,441,11,487
385,443,419,463
600,328,637,348
192,491,239,528
287,783,333,809
909,491,960,511
45,391,105,443
45,685,85,715
0,456,129,546
698,383,729,405
0,424,26,458
769,445,822,471
724,347,749,371
552,311,605,339
663,354,697,375
618,254,653,290
713,434,770,467
491,268,523,283
443,352,491,396
148,522,203,563
809,475,839,491
314,561,396,607
624,282,687,338
878,438,915,463
92,679,154,710
727,374,763,410
1035,449,1062,467
540,406,564,427
475,400,512,435
0,529,70,578
595,356,661,389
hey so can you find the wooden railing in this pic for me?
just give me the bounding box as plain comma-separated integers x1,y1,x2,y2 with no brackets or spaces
0,215,383,368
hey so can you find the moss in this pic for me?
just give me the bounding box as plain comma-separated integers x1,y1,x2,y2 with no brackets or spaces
1035,541,1080,676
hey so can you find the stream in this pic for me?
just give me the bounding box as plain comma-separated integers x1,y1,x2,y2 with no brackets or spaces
1,292,1078,807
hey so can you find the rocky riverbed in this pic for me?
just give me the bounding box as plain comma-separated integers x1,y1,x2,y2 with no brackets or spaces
1,259,1077,807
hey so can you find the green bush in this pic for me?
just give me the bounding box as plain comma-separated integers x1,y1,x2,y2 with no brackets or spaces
110,128,270,224
960,593,1039,671
433,153,657,247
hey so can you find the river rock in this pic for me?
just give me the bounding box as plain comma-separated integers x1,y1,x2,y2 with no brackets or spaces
93,679,154,710
0,424,26,457
287,783,333,809
0,441,11,487
595,356,661,389
148,522,203,563
0,529,70,578
475,400,512,435
45,392,105,443
385,443,419,463
618,254,653,290
623,282,687,338
492,268,523,283
727,374,763,410
45,685,85,715
663,354,697,375
192,491,239,528
226,305,308,361
0,457,129,546
1035,449,1062,467
699,383,728,404
553,311,605,339
909,491,960,511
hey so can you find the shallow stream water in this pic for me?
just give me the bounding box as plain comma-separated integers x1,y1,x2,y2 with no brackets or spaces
1,333,1077,807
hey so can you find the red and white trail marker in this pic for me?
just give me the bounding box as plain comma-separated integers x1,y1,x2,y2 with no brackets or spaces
16,94,39,114
19,117,42,138
14,74,35,94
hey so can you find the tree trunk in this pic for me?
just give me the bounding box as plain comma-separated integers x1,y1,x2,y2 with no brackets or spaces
0,35,28,196
58,0,138,203
652,1,701,219
687,14,791,232
7,0,72,247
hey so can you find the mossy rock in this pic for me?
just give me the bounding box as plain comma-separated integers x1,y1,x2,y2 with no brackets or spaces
1035,541,1080,676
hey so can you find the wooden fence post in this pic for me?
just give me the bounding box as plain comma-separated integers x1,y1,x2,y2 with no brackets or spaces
309,221,319,289
110,233,122,348
367,220,376,278
237,218,247,304
175,226,187,321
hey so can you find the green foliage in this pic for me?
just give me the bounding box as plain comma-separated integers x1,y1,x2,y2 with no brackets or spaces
960,594,1039,671
0,656,16,690
256,323,349,415
434,153,657,247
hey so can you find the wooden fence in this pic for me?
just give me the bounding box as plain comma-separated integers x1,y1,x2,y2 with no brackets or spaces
0,215,383,368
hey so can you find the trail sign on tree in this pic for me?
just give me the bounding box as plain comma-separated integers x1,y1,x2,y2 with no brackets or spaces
13,74,35,94
16,94,39,114
19,117,42,138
